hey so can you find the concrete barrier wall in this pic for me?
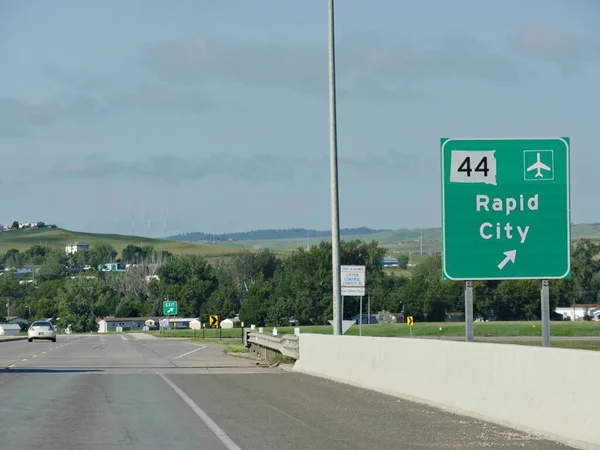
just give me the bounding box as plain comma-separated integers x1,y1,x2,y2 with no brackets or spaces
293,335,600,450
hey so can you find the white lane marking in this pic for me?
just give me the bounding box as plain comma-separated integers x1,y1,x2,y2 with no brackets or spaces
158,373,242,450
21,359,27,362
42,351,47,354
171,345,206,360
33,355,38,358
120,335,127,341
8,364,15,368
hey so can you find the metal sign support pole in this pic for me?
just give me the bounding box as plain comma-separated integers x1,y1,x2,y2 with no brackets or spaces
465,281,474,342
541,280,550,348
359,295,363,336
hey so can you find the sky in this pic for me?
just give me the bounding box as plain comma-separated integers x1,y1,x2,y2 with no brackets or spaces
0,0,599,236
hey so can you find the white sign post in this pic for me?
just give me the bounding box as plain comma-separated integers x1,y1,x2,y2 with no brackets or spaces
341,265,366,335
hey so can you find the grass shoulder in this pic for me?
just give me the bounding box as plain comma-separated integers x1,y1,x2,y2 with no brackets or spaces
249,321,600,338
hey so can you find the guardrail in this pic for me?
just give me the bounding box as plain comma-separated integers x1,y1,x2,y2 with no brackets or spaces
245,331,299,360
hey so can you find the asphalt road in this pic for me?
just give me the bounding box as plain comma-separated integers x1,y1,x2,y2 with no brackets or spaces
0,334,574,450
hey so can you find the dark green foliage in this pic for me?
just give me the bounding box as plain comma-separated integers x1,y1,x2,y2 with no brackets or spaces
0,239,598,328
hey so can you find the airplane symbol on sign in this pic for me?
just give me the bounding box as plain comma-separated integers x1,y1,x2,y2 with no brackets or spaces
526,152,551,178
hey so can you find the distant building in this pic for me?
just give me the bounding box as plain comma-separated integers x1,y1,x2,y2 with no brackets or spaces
390,312,405,323
97,317,161,333
97,316,197,332
18,222,32,229
382,257,399,267
2,265,41,278
4,316,28,326
0,324,21,336
220,317,240,329
98,262,126,272
555,304,600,321
65,241,90,254
351,314,379,324
445,312,465,322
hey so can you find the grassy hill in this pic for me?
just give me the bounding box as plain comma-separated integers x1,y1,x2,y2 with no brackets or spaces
7,222,598,259
0,228,241,258
213,223,600,254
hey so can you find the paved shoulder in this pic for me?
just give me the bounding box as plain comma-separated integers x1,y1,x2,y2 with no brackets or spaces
166,372,573,450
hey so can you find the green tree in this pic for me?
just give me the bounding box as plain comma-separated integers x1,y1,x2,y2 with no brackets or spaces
271,242,333,325
203,286,237,322
30,298,59,321
571,239,600,300
368,274,408,313
493,280,541,320
56,278,115,332
0,273,26,314
87,243,118,267
121,244,156,263
2,249,22,268
115,297,145,317
341,240,387,284
221,249,280,299
155,255,218,317
23,245,53,265
396,254,409,269
32,279,68,300
239,276,273,326
73,250,91,267
38,251,68,282
473,280,500,320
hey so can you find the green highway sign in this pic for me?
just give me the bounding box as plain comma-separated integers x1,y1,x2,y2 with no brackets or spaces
441,137,570,281
163,301,177,316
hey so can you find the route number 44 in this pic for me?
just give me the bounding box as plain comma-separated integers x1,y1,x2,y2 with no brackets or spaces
458,156,489,177
449,150,497,185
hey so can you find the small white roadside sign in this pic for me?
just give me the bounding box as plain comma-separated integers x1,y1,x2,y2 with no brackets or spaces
341,265,366,296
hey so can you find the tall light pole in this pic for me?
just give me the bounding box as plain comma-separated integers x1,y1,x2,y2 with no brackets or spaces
328,0,342,335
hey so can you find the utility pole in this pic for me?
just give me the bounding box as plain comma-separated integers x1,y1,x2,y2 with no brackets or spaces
328,0,342,336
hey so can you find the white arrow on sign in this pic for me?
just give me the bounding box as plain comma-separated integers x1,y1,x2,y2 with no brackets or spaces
497,250,517,270
167,307,174,313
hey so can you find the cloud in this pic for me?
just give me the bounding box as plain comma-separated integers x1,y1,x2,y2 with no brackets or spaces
512,23,599,73
141,33,518,100
0,86,215,137
52,153,308,184
0,97,61,136
341,33,520,83
50,150,416,185
340,150,419,176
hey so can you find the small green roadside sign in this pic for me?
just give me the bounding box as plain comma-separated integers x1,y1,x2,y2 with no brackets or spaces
163,301,177,316
441,137,571,281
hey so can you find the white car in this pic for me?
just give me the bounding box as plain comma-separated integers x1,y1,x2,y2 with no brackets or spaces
28,321,57,343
